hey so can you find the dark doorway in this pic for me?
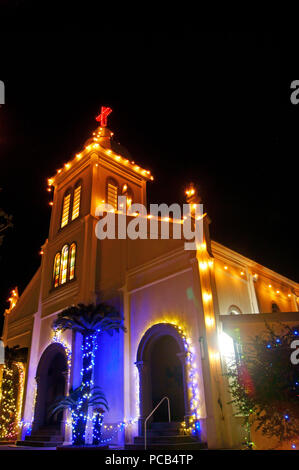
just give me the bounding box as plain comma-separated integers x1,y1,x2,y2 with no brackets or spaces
150,335,185,422
44,352,67,427
33,344,67,432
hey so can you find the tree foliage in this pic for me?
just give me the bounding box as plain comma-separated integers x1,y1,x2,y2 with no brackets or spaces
52,302,126,336
225,323,299,443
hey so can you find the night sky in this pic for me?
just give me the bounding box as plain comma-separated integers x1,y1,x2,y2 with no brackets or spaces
0,25,298,332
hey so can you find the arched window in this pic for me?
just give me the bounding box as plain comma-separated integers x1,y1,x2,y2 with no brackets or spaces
271,302,280,313
106,177,118,210
69,243,76,280
53,242,77,288
53,253,61,288
61,190,71,228
59,245,69,285
228,305,242,315
72,182,81,221
121,183,133,210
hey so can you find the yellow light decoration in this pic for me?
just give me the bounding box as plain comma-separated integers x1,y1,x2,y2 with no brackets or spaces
209,351,220,362
48,124,154,188
203,292,212,303
205,316,215,328
0,362,25,440
199,262,208,271
5,288,19,314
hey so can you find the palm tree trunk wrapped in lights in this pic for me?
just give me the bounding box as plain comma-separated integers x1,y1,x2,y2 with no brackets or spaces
50,386,108,446
92,408,105,445
52,303,125,445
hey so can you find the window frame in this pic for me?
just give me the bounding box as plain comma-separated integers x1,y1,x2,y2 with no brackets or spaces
69,242,77,281
52,241,77,290
121,183,134,209
106,177,119,210
60,188,72,229
71,179,82,221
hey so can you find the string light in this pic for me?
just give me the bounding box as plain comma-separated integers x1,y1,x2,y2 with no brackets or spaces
0,362,25,440
137,321,203,437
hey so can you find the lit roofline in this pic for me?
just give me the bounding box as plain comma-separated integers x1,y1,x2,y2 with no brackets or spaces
47,143,154,186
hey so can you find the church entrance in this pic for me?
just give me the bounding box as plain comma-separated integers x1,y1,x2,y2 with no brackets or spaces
33,343,68,433
150,335,185,421
136,323,188,434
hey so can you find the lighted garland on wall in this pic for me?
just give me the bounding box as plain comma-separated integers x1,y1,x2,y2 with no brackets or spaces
164,321,202,435
0,362,25,440
52,329,72,369
137,321,203,437
20,382,37,436
95,320,203,443
20,332,71,437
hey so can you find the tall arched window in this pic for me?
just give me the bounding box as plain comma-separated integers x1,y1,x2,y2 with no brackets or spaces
72,182,81,221
59,245,69,285
271,302,280,313
121,183,133,210
106,177,118,210
53,242,77,288
61,190,71,228
69,243,76,280
53,253,61,288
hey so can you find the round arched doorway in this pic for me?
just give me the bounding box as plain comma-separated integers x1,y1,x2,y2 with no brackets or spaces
136,323,189,434
33,343,68,433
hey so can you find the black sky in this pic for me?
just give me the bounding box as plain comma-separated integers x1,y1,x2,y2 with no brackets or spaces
0,25,298,332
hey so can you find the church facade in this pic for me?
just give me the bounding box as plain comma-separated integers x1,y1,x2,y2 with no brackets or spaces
2,110,299,449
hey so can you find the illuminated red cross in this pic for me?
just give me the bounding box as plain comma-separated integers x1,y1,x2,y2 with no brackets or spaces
96,106,112,127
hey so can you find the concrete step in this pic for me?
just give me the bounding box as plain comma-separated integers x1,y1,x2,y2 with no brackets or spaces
134,435,197,445
150,422,181,430
125,441,208,450
32,427,61,435
25,435,63,442
16,440,63,447
147,429,182,436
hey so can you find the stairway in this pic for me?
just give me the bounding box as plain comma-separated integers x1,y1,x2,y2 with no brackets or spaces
16,426,64,447
125,422,207,450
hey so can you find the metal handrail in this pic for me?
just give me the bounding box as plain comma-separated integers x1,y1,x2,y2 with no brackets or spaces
144,396,171,450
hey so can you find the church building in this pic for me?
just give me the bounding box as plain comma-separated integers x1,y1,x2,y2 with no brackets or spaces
2,108,299,450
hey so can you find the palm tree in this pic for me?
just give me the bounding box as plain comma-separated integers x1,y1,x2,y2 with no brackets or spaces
49,386,109,446
52,303,125,444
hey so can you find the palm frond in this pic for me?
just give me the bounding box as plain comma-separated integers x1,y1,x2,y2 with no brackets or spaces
52,302,126,336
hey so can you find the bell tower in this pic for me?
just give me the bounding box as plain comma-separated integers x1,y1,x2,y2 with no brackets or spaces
42,107,153,310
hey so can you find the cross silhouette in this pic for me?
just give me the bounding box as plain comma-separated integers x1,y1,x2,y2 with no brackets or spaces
96,106,112,127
